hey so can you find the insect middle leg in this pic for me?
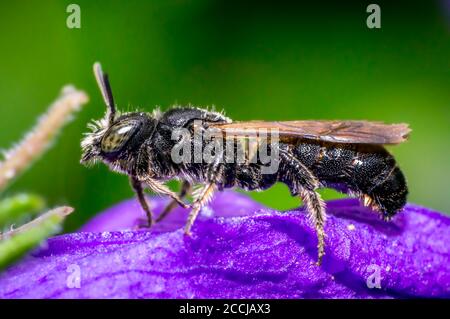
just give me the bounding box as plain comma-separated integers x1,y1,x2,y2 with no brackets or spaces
183,145,224,235
184,183,216,236
141,176,189,209
156,180,192,223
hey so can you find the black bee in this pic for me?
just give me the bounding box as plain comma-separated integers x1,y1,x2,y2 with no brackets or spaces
81,62,410,265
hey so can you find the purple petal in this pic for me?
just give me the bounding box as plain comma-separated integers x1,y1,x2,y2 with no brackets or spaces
0,191,449,299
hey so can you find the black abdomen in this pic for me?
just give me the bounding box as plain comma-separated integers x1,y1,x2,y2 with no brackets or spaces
293,141,408,219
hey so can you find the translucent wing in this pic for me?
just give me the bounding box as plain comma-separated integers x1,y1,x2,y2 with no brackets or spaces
207,120,411,145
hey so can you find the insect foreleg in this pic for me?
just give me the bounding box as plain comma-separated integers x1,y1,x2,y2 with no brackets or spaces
130,176,154,227
156,180,192,223
184,183,216,236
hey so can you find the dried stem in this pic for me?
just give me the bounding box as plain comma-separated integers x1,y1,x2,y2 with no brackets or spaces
0,86,88,192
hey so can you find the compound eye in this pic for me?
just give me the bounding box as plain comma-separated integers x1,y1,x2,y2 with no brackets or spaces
101,122,137,153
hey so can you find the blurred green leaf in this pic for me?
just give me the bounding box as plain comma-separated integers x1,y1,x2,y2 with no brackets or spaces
0,193,45,229
0,206,73,270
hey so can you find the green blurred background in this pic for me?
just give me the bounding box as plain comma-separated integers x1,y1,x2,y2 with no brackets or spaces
0,0,448,231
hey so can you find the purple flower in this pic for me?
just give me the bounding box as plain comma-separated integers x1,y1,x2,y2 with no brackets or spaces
0,190,448,299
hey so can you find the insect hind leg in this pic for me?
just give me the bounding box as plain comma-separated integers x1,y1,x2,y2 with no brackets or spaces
278,146,326,265
299,190,327,266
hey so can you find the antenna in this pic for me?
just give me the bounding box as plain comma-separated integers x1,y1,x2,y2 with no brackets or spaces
93,62,116,124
